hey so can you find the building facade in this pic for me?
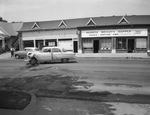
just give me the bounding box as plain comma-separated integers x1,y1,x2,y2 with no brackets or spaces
19,20,79,52
19,15,150,54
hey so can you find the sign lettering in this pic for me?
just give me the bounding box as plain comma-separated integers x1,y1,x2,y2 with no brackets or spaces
82,29,148,37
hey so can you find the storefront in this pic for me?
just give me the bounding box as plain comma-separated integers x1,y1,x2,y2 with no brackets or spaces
19,15,150,54
21,28,78,52
81,28,148,53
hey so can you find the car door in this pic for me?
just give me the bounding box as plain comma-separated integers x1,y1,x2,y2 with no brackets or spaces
39,48,52,62
19,50,28,58
52,48,63,61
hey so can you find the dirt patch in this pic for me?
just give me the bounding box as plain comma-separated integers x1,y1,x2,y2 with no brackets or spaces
0,90,31,110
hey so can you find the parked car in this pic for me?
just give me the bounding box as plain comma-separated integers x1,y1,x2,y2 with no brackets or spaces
14,47,40,59
25,47,76,65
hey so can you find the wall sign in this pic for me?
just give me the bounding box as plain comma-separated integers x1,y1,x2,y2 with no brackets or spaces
82,29,148,37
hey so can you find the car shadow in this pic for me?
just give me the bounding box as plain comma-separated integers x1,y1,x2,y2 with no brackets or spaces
41,60,78,65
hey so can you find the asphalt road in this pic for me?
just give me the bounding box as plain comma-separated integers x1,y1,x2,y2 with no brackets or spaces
0,58,150,115
0,58,150,94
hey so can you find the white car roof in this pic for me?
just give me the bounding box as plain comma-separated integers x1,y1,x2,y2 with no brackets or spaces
42,47,62,49
24,47,39,50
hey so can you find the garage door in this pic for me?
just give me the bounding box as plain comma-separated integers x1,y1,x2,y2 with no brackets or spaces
58,39,73,51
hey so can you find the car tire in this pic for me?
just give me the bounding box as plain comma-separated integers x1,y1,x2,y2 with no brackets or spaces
15,54,20,59
30,58,38,65
61,58,69,63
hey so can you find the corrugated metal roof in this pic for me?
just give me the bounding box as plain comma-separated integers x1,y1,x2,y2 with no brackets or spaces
20,15,150,31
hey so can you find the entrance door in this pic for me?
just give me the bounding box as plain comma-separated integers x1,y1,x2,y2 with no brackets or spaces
93,40,99,53
73,41,78,53
38,42,44,50
128,39,135,53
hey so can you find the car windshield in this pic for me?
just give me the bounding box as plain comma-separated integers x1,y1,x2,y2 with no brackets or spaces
43,48,51,52
25,49,33,51
62,48,67,52
25,48,39,51
35,48,40,51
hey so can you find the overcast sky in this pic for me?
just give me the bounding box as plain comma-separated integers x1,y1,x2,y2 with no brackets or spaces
0,0,150,22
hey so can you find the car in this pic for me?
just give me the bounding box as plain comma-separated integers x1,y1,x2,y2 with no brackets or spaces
14,47,40,59
25,47,76,65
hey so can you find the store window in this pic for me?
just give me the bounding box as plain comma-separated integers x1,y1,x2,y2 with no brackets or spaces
83,38,92,49
23,40,34,48
100,38,111,50
116,38,126,49
136,38,146,49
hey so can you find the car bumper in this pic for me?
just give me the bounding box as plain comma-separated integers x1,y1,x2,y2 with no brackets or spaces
24,58,30,62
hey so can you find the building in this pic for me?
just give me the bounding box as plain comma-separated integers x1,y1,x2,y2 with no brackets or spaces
0,21,23,50
19,15,150,54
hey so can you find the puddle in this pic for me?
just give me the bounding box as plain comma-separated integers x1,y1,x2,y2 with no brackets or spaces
104,83,142,88
72,81,94,89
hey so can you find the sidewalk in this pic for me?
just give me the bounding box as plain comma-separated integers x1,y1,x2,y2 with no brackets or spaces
0,52,11,59
76,53,150,59
0,52,150,60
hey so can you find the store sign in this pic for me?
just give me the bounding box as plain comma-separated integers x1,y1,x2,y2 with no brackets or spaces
82,29,148,37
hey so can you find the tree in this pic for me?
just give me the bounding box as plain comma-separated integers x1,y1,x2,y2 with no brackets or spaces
0,17,7,22
0,17,3,21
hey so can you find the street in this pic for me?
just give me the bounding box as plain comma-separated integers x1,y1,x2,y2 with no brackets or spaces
0,57,150,115
1,58,150,95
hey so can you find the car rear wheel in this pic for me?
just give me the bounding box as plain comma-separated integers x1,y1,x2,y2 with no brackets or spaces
15,54,20,59
61,58,69,63
30,58,38,65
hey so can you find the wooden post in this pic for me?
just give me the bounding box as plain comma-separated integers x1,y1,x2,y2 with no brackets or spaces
2,37,5,48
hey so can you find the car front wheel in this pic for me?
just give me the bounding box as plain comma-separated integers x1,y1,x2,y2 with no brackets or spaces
30,58,38,65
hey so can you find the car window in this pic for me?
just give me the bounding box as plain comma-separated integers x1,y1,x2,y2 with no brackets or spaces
25,49,33,51
52,48,61,53
43,48,51,53
35,48,40,51
62,48,67,52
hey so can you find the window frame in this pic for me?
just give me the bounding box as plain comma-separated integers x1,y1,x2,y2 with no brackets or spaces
136,38,147,49
52,48,61,53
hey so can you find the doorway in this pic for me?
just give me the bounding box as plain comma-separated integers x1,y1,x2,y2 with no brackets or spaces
128,39,135,53
73,41,78,53
39,42,44,50
93,40,99,53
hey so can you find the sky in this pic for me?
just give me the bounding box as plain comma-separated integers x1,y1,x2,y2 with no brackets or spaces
0,0,150,22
